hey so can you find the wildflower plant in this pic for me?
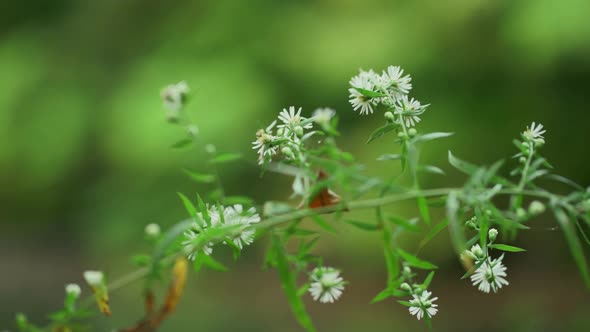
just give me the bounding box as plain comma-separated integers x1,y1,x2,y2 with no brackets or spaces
14,66,590,332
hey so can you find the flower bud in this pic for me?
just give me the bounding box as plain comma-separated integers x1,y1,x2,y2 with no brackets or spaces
403,266,412,276
205,144,216,154
488,228,498,242
397,131,407,139
65,283,81,298
384,111,395,121
519,156,527,163
408,128,417,137
534,138,545,147
83,271,104,287
516,207,527,219
294,126,304,137
470,244,484,259
277,127,285,136
485,209,492,217
400,283,411,291
528,200,546,215
463,249,477,260
144,223,161,238
281,146,295,159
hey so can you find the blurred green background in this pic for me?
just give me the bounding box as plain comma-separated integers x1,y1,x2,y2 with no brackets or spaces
1,0,590,331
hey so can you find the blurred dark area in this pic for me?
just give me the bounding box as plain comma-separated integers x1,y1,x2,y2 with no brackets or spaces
1,0,590,331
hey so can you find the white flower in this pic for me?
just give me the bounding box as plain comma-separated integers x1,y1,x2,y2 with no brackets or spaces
252,120,279,164
83,271,104,287
160,81,189,120
394,96,428,127
380,65,412,100
223,205,261,249
408,290,439,320
182,204,261,258
470,255,509,293
65,283,81,298
312,108,335,126
308,267,345,303
144,223,161,237
349,70,380,115
523,122,545,141
277,106,313,131
183,229,214,259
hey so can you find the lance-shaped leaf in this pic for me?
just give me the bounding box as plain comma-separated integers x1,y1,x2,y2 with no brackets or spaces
553,206,590,288
397,248,438,270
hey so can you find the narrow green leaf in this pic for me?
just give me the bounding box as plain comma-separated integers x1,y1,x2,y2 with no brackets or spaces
171,138,193,148
377,154,401,161
417,196,431,226
419,219,449,248
223,196,254,206
422,271,436,289
413,132,454,143
370,288,393,304
367,123,399,143
553,206,590,288
448,151,478,175
397,300,413,307
311,215,337,233
209,152,242,164
196,194,210,226
353,87,387,98
489,244,526,252
178,192,197,218
397,248,438,270
446,191,466,255
388,216,420,232
460,259,486,279
182,169,216,183
201,254,229,271
418,165,445,176
344,219,380,231
272,235,317,332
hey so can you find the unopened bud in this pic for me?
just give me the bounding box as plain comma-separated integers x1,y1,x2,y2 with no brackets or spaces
145,223,161,238
281,146,295,159
400,283,411,291
516,207,527,219
519,156,527,163
408,128,417,137
488,228,498,242
528,200,546,215
384,111,395,121
294,126,304,137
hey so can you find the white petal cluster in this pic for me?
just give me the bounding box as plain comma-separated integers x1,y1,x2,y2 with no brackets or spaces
160,81,189,121
308,267,345,303
252,106,318,165
348,65,428,129
470,254,509,293
65,283,81,298
523,122,546,142
408,290,439,320
182,204,260,259
83,270,104,287
312,108,336,126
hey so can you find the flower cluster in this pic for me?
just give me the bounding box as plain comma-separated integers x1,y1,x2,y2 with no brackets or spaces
399,266,439,321
408,290,439,320
308,266,345,303
161,81,190,122
463,228,510,293
182,204,260,259
348,65,427,127
253,106,335,165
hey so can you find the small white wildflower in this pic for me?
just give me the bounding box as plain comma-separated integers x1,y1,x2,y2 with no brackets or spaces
349,70,379,115
223,205,261,249
160,81,189,121
523,122,546,141
394,96,428,128
277,106,313,132
83,271,104,287
65,283,81,298
380,65,412,100
252,120,279,164
182,229,214,259
470,255,509,293
144,223,161,237
308,267,345,303
528,200,546,215
408,290,439,320
312,108,335,126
